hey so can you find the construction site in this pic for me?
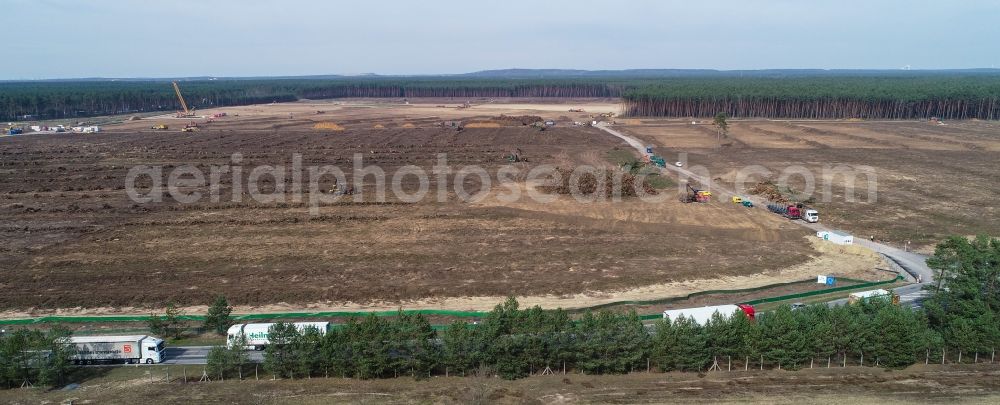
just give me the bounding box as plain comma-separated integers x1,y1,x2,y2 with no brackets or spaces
6,0,1000,401
4,89,998,317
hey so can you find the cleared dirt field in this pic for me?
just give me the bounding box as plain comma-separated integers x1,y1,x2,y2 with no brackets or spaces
3,103,859,313
619,119,1000,250
109,98,621,133
2,364,997,404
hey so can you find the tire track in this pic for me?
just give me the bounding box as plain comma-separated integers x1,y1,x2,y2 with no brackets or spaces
789,124,906,148
691,124,750,148
871,123,986,150
741,124,830,149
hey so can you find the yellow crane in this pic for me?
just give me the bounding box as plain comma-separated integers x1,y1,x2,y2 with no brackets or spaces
172,81,196,118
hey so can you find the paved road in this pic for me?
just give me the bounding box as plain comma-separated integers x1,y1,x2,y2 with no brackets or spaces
161,346,263,365
594,122,935,287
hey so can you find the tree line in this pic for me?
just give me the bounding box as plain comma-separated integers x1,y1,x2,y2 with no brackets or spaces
622,76,1000,119
0,327,75,389
205,296,957,381
5,74,1000,121
0,79,625,121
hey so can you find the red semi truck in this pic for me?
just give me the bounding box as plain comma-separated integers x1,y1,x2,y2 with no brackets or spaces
767,203,819,223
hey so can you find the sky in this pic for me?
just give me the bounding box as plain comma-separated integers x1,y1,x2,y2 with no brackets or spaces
5,0,1000,79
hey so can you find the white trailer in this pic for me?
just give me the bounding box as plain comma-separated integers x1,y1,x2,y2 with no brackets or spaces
67,335,165,365
848,289,898,305
663,304,756,326
817,230,853,245
227,322,330,350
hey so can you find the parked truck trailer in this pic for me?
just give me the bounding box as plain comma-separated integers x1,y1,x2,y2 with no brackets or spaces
66,335,165,365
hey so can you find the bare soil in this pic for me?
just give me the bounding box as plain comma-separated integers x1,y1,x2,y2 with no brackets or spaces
618,119,1000,251
1,103,847,312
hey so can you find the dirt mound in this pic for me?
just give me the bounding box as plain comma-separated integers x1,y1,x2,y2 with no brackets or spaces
465,121,502,128
541,167,658,197
748,180,789,204
492,115,543,126
313,122,345,131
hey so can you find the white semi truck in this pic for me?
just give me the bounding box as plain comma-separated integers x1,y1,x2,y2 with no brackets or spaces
67,335,165,365
227,322,331,350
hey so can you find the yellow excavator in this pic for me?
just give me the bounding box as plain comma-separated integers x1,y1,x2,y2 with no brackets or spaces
172,81,196,118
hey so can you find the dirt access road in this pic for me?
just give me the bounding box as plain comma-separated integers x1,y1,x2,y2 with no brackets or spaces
595,122,934,288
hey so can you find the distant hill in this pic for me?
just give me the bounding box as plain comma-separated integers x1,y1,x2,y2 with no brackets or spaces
458,68,1000,79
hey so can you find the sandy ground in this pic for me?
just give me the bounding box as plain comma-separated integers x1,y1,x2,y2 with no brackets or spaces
110,98,622,132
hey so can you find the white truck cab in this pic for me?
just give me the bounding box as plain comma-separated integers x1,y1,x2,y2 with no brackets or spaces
803,209,819,223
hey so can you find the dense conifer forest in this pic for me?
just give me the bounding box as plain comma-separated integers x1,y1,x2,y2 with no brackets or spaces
3,73,999,121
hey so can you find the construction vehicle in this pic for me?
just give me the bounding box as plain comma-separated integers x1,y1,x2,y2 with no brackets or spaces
767,203,819,222
680,183,711,203
181,122,198,132
172,81,196,118
732,196,754,208
151,124,168,130
505,148,525,162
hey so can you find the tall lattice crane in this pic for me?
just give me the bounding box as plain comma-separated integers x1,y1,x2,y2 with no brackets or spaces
172,81,195,118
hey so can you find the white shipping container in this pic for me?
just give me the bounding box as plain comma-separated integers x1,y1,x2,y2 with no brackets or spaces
817,230,853,245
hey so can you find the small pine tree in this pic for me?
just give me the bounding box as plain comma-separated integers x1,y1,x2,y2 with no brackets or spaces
163,303,185,340
38,327,75,387
148,313,166,337
204,296,233,335
263,323,300,379
671,316,709,371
